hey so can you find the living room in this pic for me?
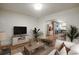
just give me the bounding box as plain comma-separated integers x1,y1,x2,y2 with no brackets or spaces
0,3,79,55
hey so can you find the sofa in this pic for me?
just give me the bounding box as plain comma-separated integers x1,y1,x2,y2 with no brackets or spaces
48,39,78,55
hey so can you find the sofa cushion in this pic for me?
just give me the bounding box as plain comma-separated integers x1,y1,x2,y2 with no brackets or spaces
68,44,79,55
55,40,64,49
55,40,75,49
64,41,75,48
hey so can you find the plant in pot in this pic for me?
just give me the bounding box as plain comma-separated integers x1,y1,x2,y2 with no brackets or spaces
67,25,79,42
33,27,42,42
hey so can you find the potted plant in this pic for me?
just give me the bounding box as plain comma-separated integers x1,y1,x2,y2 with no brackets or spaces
33,27,42,42
67,25,79,42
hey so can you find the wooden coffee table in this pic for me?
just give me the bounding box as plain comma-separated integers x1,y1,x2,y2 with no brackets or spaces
24,41,44,54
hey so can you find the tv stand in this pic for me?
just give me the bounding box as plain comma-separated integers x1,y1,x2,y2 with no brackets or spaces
12,35,30,46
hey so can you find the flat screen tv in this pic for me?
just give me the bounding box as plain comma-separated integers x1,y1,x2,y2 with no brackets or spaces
14,26,27,35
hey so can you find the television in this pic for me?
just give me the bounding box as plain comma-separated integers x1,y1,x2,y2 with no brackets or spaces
14,26,27,35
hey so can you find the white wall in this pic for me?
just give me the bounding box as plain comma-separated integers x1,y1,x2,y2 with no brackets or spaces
38,7,79,38
1,7,79,45
0,10,38,45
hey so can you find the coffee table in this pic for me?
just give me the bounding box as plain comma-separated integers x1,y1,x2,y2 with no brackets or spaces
24,41,44,54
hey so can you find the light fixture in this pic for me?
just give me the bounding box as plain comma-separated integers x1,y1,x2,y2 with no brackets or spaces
34,3,42,10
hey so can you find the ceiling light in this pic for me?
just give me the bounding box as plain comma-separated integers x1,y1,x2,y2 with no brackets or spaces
34,4,42,10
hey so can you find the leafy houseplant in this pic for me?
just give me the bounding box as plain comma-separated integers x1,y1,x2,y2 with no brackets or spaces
33,27,41,42
67,25,79,42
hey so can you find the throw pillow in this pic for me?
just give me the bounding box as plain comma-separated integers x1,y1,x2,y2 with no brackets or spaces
58,42,65,51
54,50,60,55
58,42,70,55
59,46,67,55
48,49,60,55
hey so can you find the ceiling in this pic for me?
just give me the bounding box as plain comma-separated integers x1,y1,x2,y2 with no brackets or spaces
0,3,79,18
